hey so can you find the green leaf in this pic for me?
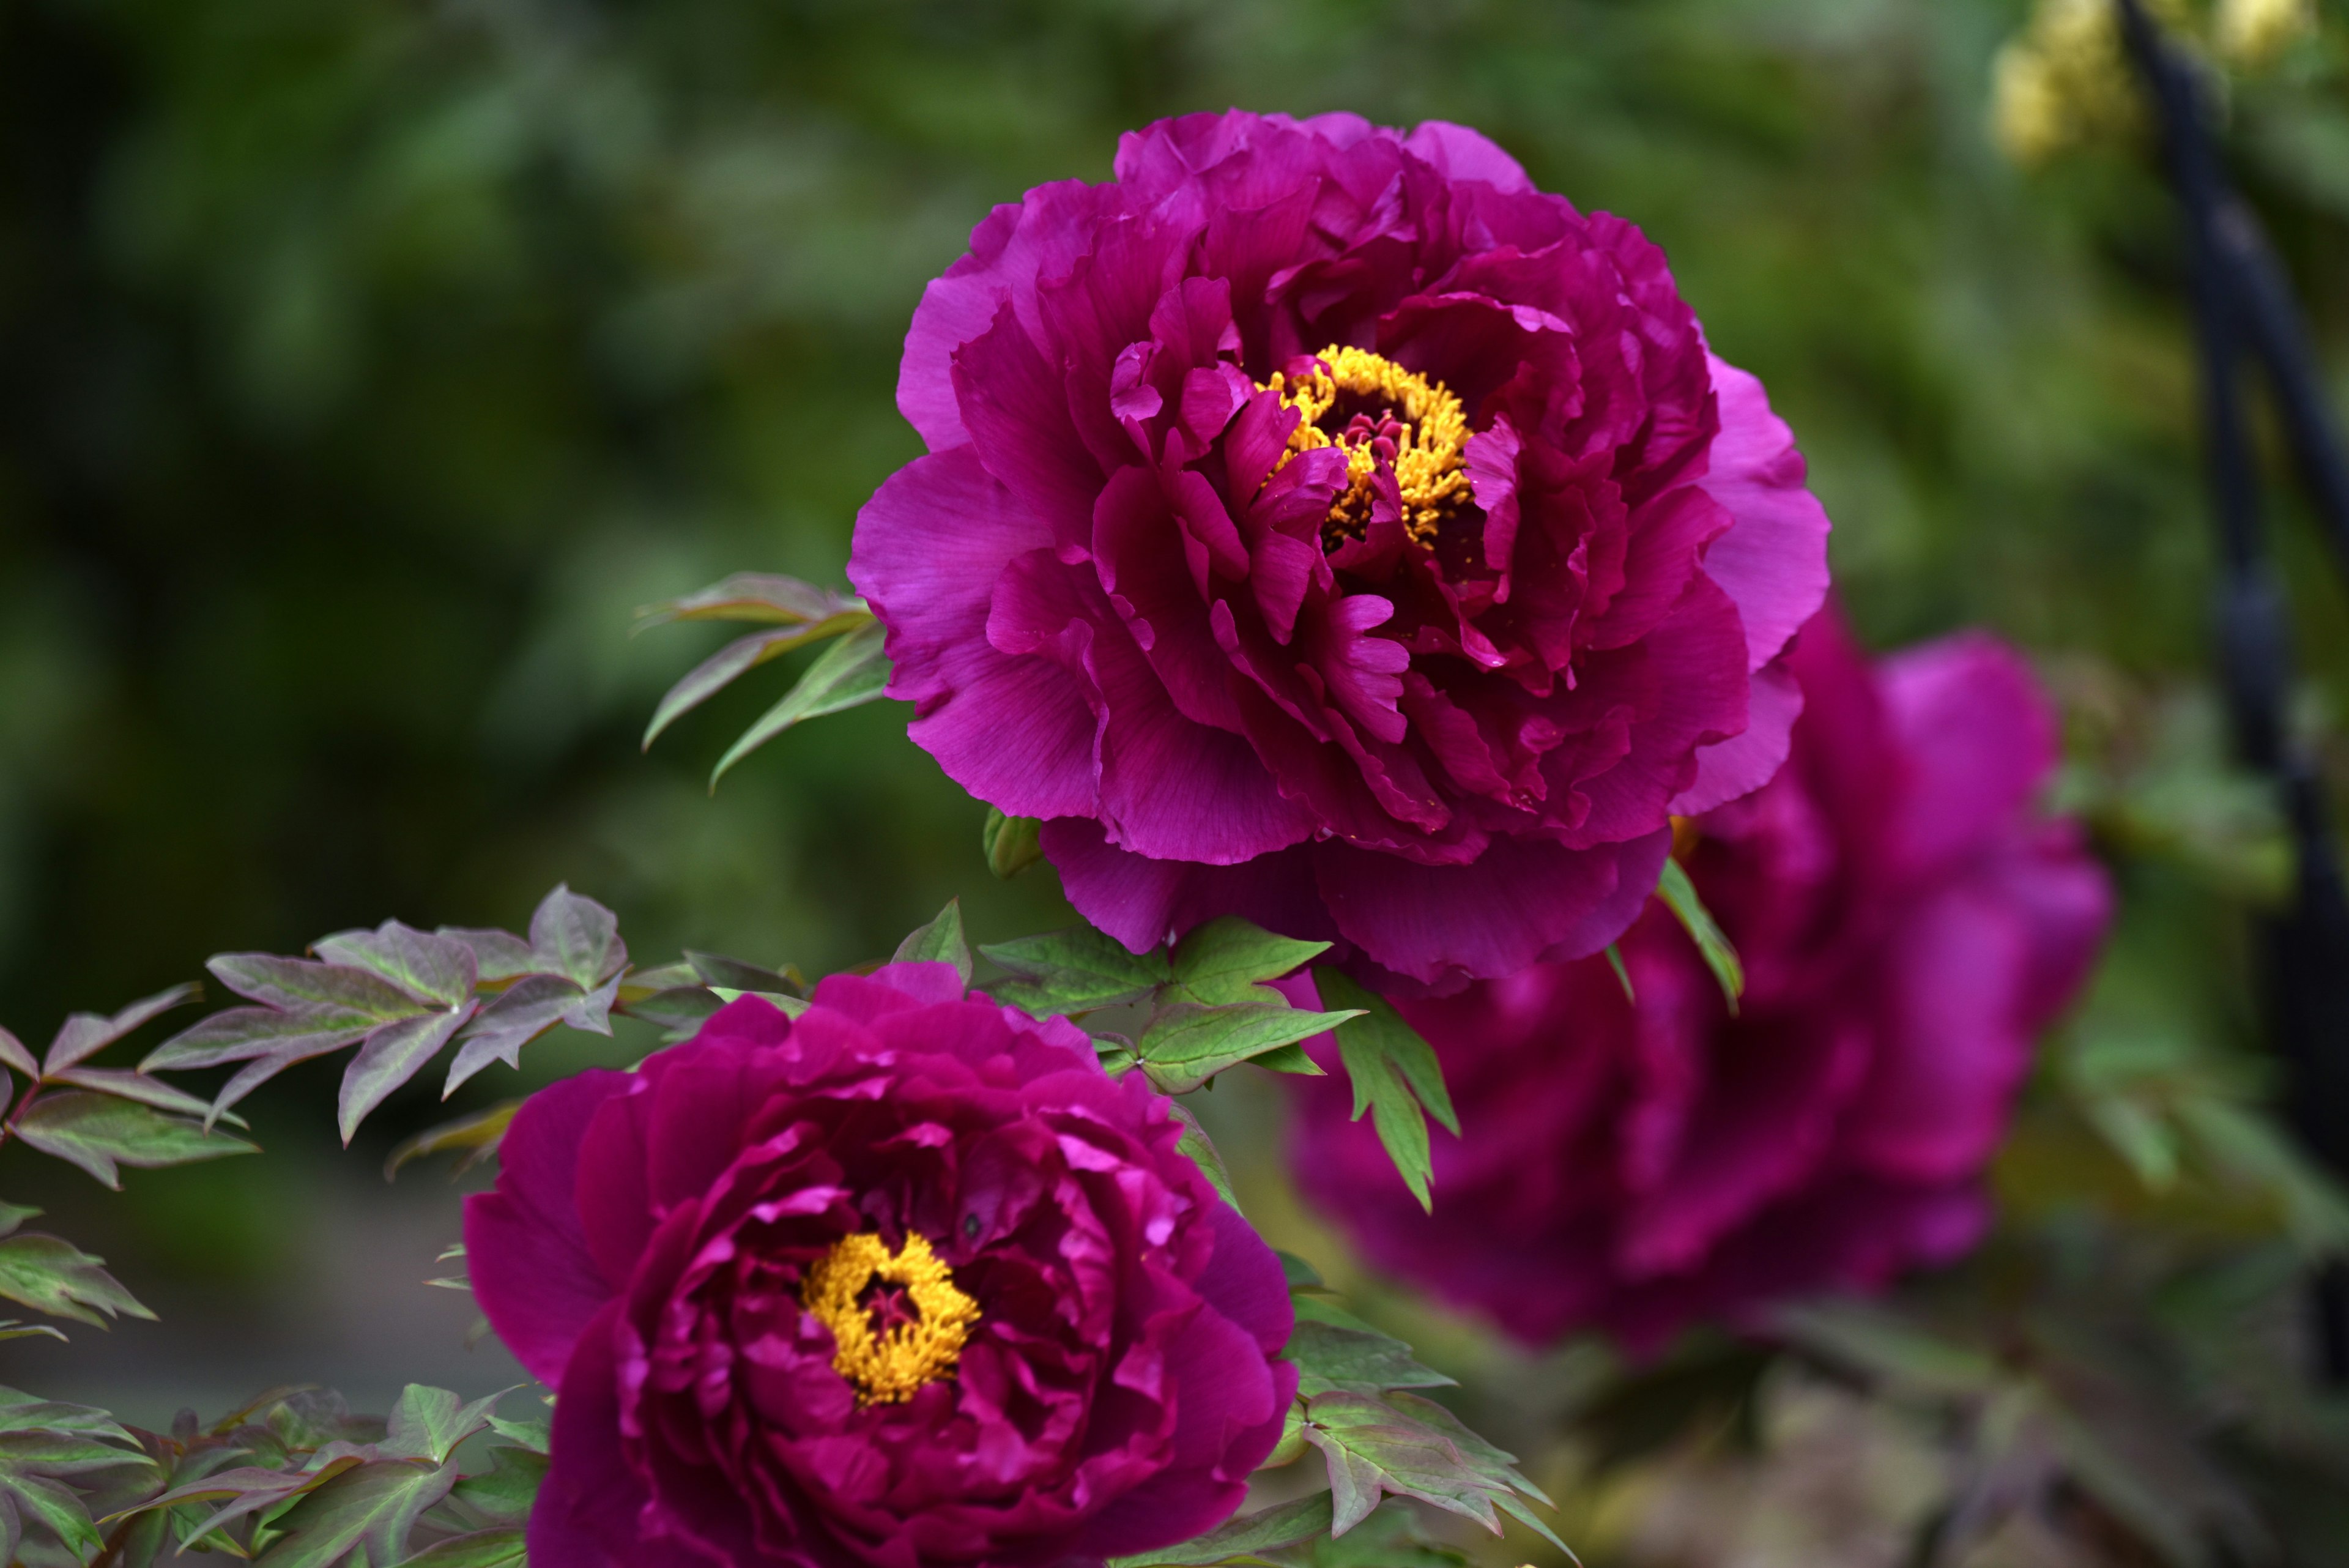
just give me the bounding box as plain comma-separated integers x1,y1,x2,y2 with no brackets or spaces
710,617,891,787
42,983,202,1074
48,1068,249,1126
1284,1320,1457,1399
643,613,872,750
1105,1492,1335,1566
981,926,1171,1016
384,1102,519,1181
1277,1251,1327,1293
1248,1043,1324,1077
0,1232,154,1326
620,986,726,1038
527,885,627,990
0,1320,66,1343
143,1006,380,1075
1603,943,1635,1002
1302,1391,1502,1536
633,571,863,631
982,808,1047,879
206,954,431,1023
393,1526,528,1567
13,1092,258,1187
685,951,801,995
1167,1102,1240,1209
1134,1003,1363,1095
312,923,480,1009
892,900,973,987
1312,970,1457,1213
483,1415,550,1455
1655,858,1743,1011
339,1006,480,1145
1774,1301,2003,1397
0,1471,105,1561
448,1446,547,1526
250,1457,459,1568
384,1386,510,1466
1278,1499,1474,1568
0,1205,37,1239
1165,918,1331,1006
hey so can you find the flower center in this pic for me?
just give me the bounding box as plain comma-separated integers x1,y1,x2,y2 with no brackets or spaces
1263,346,1472,552
799,1230,980,1406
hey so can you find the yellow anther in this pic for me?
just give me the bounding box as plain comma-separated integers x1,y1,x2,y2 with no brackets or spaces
799,1231,980,1406
1263,346,1472,550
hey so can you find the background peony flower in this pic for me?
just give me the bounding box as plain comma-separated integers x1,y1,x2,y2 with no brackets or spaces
848,110,1831,993
466,965,1296,1568
1285,610,2112,1352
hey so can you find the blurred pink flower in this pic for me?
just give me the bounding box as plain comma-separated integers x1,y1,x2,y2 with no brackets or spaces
467,966,1294,1567
1288,610,2110,1351
850,110,1830,992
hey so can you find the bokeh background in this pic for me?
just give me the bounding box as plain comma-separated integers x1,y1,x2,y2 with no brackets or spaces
4,0,2349,1561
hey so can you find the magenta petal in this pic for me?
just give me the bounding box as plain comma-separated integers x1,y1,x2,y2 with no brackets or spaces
1877,631,2058,878
1696,354,1833,670
464,1069,628,1384
529,1300,683,1568
1401,120,1536,191
1671,657,1803,816
1044,819,1330,954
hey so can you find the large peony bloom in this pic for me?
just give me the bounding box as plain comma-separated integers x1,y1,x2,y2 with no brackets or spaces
1286,611,2111,1351
849,111,1831,993
466,965,1296,1568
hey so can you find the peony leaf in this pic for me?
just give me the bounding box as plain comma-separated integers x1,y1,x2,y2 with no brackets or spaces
436,927,538,986
623,986,727,1041
1166,918,1332,1007
1283,1318,1457,1400
0,1232,154,1326
1279,1499,1477,1567
642,615,873,751
50,1068,250,1126
384,1101,521,1181
710,617,891,787
1655,858,1743,1011
1312,970,1457,1213
13,1093,258,1188
245,1456,460,1568
893,899,973,987
526,885,627,990
313,923,479,1009
0,1472,104,1562
1133,1003,1360,1096
392,1526,529,1566
442,975,585,1097
982,926,1171,1016
1277,1251,1329,1293
1603,942,1636,1002
1166,1102,1240,1210
42,983,202,1076
142,1006,380,1074
384,1386,511,1466
448,1445,547,1526
1104,1492,1335,1566
633,571,864,631
0,1027,36,1080
205,954,433,1022
982,808,1047,879
684,951,802,995
0,1320,66,1344
338,1005,480,1145
1302,1391,1501,1536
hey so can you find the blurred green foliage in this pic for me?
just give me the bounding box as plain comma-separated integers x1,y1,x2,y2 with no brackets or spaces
6,0,2349,1559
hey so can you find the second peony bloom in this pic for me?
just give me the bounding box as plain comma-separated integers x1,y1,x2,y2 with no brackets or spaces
1288,611,2112,1352
850,111,1831,992
466,965,1296,1567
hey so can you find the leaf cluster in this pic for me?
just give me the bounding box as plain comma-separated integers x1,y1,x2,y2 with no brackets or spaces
0,1383,543,1568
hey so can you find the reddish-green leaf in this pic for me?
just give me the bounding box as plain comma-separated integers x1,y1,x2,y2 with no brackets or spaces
50,1068,248,1126
384,1101,519,1181
642,615,872,750
710,618,891,787
313,923,479,1009
339,1006,480,1144
527,885,626,990
633,571,861,630
42,984,201,1075
0,1232,154,1326
893,900,973,987
13,1093,257,1187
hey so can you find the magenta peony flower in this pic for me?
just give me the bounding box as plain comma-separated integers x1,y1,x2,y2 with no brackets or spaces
1285,611,2111,1351
465,965,1296,1568
848,111,1831,992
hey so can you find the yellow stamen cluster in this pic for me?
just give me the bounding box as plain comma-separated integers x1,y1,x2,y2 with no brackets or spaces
1263,346,1471,550
799,1231,980,1406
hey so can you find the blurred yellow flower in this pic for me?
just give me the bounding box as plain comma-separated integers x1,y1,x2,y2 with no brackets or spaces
2216,0,2316,65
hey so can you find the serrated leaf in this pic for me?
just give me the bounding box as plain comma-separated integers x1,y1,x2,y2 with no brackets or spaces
0,1233,153,1326
14,1093,258,1187
385,1102,520,1181
394,1526,528,1566
1167,1102,1239,1210
1313,970,1457,1213
643,614,872,750
48,1068,249,1126
1656,858,1743,1011
1384,1392,1557,1511
253,1457,459,1568
1167,918,1331,1006
1106,1492,1335,1566
892,900,973,987
340,1006,480,1144
684,951,800,995
633,571,862,631
42,983,201,1075
710,617,891,787
982,808,1046,879
384,1386,510,1466
442,975,583,1096
1135,1003,1362,1095
982,926,1171,1016
527,885,626,990
313,923,480,1009
1285,1320,1457,1399
448,1446,546,1526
